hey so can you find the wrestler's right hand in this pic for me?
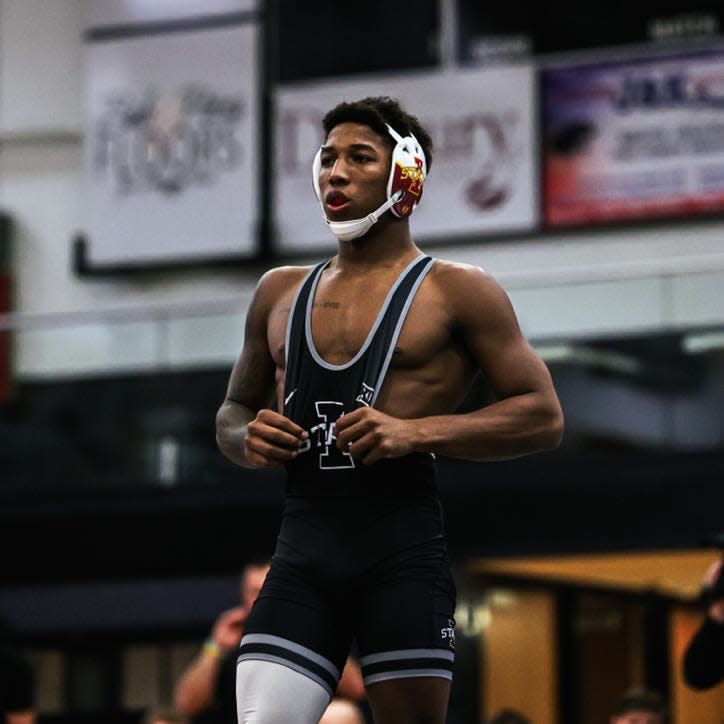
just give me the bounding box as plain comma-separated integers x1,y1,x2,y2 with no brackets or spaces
243,408,308,468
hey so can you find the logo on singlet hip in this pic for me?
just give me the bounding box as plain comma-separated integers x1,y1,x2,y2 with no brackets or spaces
298,400,355,470
441,618,456,649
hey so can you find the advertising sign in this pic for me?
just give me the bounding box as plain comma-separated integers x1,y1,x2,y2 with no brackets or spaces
275,65,538,253
543,47,724,227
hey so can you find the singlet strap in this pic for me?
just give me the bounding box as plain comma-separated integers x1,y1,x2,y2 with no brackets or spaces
283,260,328,411
368,255,435,406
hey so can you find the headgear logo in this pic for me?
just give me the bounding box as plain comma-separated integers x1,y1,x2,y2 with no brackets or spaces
392,157,425,216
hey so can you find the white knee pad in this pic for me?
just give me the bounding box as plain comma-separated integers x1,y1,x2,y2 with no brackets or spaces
237,658,332,724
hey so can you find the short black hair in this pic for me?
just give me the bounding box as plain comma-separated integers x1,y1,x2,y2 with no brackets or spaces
322,96,434,171
612,688,667,720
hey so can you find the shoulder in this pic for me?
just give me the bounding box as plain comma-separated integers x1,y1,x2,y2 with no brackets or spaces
425,258,522,337
257,264,314,293
252,264,315,310
427,258,510,306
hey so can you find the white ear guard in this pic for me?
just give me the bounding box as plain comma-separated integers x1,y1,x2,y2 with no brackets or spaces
312,123,427,241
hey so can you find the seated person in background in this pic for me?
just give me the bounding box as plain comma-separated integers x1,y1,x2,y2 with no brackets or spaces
174,558,366,724
609,688,667,724
682,557,724,690
486,708,532,724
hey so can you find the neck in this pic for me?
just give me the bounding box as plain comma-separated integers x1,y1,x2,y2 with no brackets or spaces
333,218,419,270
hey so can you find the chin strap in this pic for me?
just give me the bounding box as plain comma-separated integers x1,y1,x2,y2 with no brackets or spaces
324,191,403,242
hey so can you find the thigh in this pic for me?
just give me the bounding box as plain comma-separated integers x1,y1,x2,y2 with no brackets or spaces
241,559,354,698
355,543,457,690
365,676,451,724
237,658,331,724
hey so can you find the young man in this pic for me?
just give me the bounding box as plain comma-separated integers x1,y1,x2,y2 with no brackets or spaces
216,96,564,724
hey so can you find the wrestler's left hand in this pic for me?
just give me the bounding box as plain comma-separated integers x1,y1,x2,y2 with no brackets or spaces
335,407,415,465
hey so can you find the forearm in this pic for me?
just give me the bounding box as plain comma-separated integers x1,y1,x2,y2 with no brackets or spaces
174,645,226,714
412,393,563,461
215,400,257,468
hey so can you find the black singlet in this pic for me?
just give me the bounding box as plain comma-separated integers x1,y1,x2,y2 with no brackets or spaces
282,254,437,497
239,254,457,695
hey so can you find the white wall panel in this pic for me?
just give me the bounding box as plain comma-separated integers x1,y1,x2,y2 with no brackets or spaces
670,270,724,327
166,310,246,367
16,321,159,377
508,277,665,340
0,0,83,134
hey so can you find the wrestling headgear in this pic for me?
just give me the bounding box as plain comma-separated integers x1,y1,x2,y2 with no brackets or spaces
312,123,427,242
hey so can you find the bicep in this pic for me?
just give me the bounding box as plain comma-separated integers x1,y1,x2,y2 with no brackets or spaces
456,273,554,401
224,288,277,413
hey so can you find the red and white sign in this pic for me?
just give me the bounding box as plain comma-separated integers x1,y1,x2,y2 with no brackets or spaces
542,46,724,227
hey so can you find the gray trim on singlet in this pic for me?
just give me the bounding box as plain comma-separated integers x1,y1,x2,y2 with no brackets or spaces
363,669,453,685
284,265,318,372
304,255,426,371
239,633,340,678
236,653,334,698
369,256,436,406
359,648,455,666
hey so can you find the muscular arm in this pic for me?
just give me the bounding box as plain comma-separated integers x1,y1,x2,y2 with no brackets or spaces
216,269,307,469
413,268,562,459
336,264,563,463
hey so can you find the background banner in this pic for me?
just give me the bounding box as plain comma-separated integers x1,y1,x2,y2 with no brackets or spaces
543,46,724,227
83,21,259,265
275,65,538,254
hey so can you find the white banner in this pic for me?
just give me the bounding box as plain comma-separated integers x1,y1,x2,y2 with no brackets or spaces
83,22,258,265
274,65,538,253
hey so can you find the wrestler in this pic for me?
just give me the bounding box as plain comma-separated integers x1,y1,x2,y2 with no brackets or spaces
216,96,564,724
